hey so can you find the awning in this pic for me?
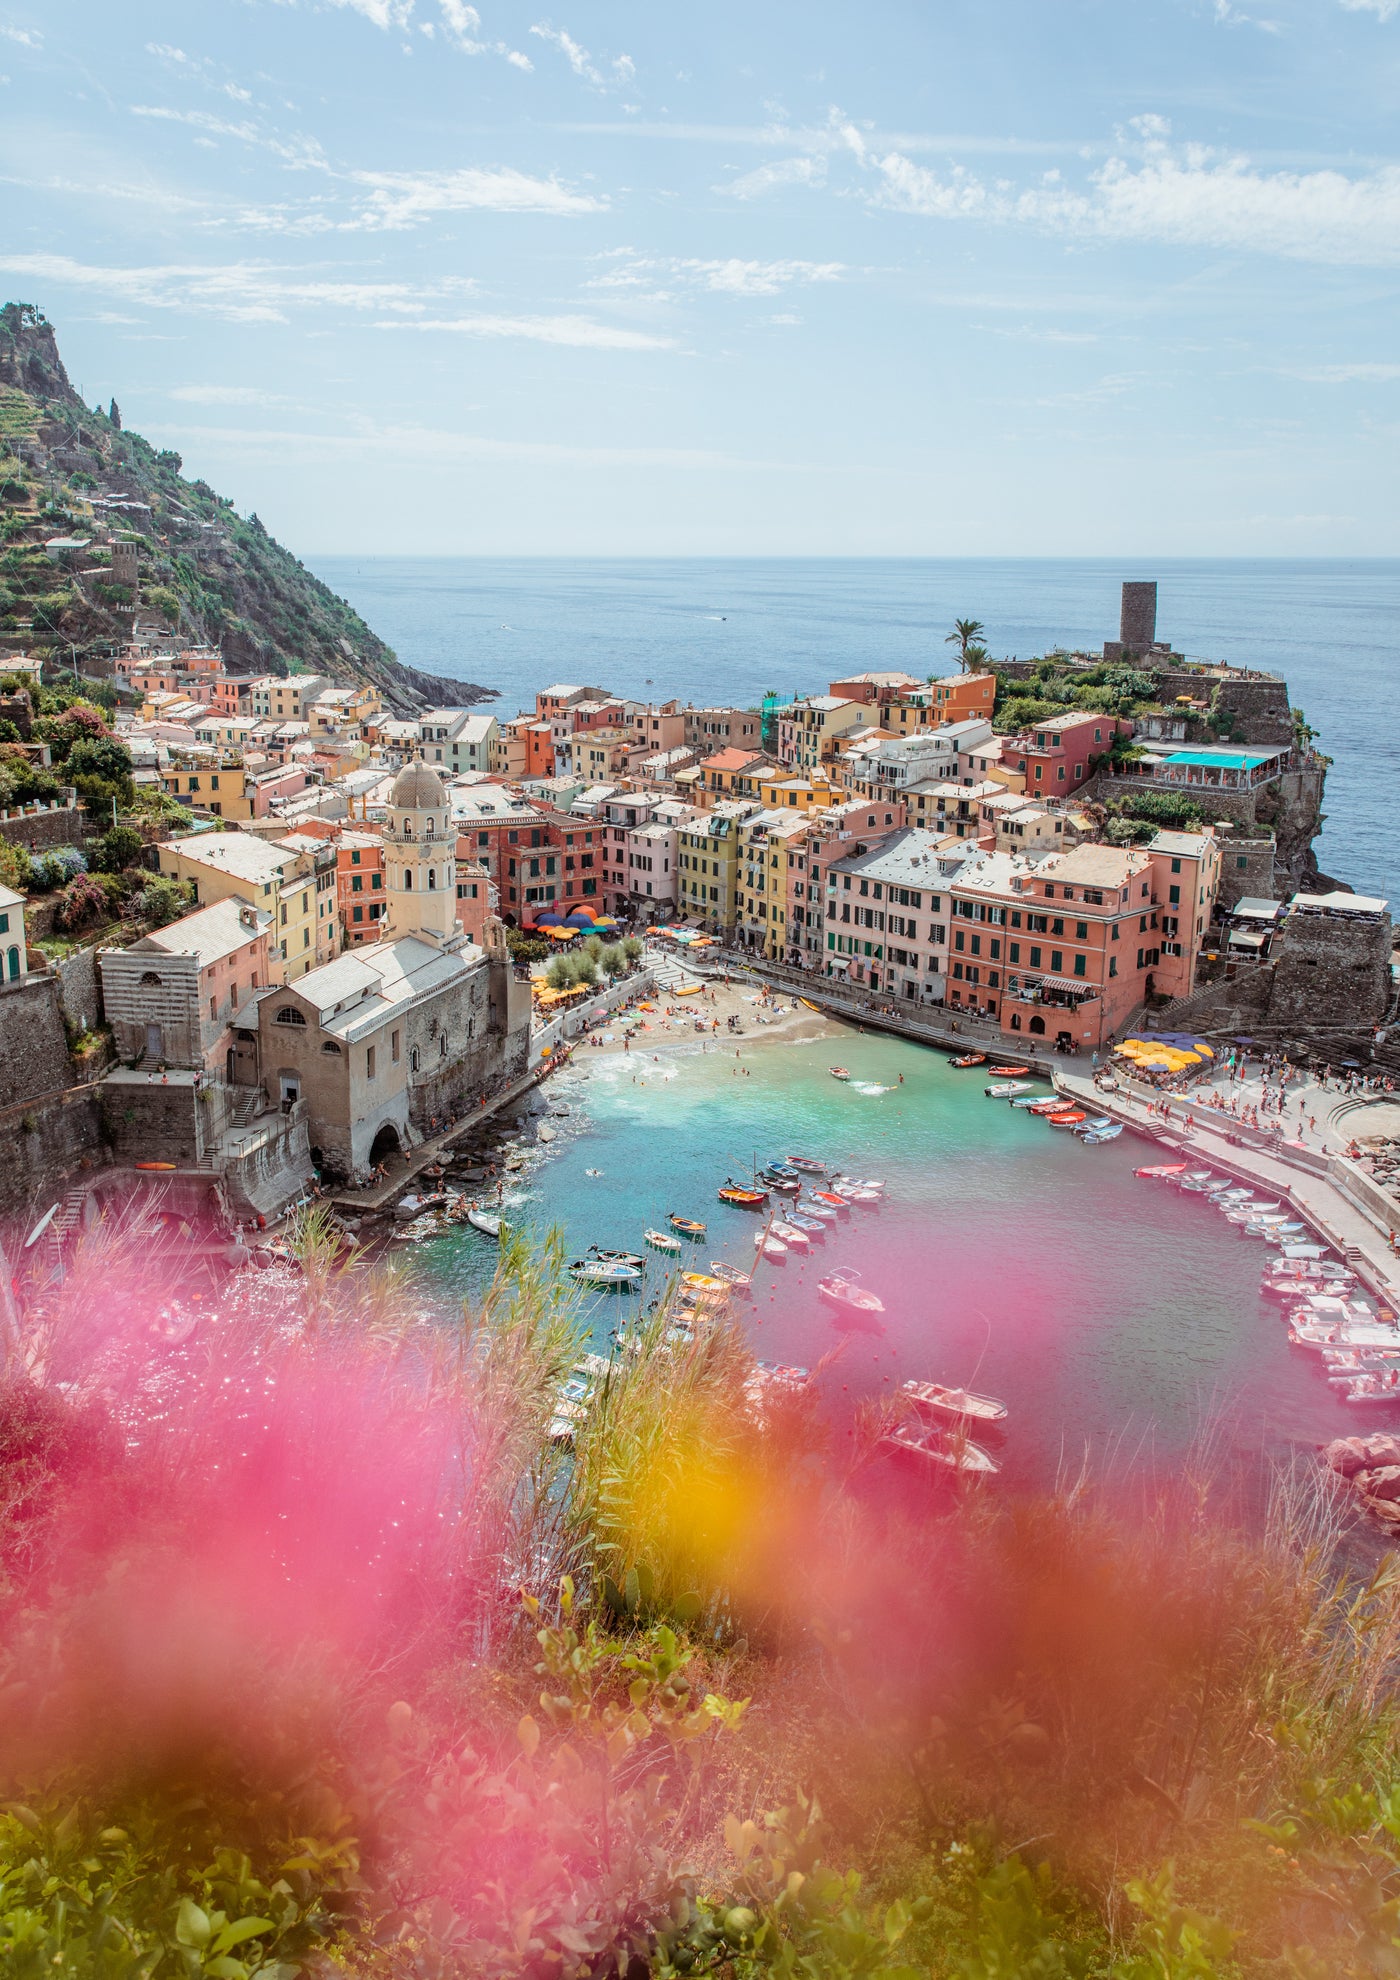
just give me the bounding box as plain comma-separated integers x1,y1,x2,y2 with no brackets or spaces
1227,929,1268,950
1035,974,1098,996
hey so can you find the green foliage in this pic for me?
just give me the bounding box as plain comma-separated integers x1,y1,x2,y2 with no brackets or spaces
601,941,627,979
505,927,550,965
622,934,643,962
0,1795,358,1979
137,874,195,928
53,870,109,932
90,824,146,874
143,583,184,624
1109,790,1206,831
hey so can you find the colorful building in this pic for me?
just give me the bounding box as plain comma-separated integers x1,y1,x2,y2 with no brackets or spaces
1002,711,1132,795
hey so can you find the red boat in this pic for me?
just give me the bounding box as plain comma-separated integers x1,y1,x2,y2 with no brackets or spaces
990,1064,1032,1077
950,1053,987,1068
1027,1098,1067,1115
1135,1163,1189,1179
1047,1110,1086,1127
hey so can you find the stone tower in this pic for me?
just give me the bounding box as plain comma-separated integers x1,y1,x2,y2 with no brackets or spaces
381,761,461,950
1119,581,1157,654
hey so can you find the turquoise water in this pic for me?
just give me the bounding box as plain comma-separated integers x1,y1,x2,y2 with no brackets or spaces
411,1023,1376,1489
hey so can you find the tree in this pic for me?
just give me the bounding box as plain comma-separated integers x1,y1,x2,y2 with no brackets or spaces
54,872,108,933
137,876,194,928
90,825,145,874
944,617,986,672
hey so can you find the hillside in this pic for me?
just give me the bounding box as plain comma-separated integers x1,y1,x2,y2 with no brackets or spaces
0,302,493,716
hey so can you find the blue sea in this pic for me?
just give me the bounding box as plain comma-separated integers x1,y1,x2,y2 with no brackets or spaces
313,556,1400,906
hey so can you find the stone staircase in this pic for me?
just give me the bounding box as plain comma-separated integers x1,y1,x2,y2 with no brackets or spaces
646,947,705,991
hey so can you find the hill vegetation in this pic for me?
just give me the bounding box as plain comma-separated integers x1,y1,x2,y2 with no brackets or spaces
0,303,492,716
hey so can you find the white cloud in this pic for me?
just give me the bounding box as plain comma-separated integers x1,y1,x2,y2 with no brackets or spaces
347,164,606,227
0,23,40,46
717,155,827,200
590,251,843,296
857,126,1400,265
434,0,533,67
169,384,290,404
325,0,415,27
1286,361,1400,381
1337,0,1399,17
378,313,675,349
529,21,633,90
148,419,781,471
0,251,475,324
132,105,330,172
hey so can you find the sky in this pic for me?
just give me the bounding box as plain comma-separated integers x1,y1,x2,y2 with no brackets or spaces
2,0,1400,556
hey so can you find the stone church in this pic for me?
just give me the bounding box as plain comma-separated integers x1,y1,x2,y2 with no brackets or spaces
231,762,532,1182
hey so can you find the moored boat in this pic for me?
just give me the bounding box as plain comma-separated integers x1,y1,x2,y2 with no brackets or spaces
985,1081,1033,1098
990,1063,1033,1077
771,1221,811,1251
754,1231,788,1259
1047,1110,1086,1128
681,1271,732,1298
1135,1163,1189,1179
785,1210,825,1235
902,1379,1007,1425
758,1170,802,1195
668,1213,707,1238
787,1156,828,1174
1082,1124,1123,1144
811,1189,850,1210
646,1227,683,1254
1029,1098,1069,1116
718,1183,768,1208
569,1257,642,1290
950,1053,987,1068
817,1272,885,1319
709,1260,753,1294
466,1206,504,1239
882,1419,999,1475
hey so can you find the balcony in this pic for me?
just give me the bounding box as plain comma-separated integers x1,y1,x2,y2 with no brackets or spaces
1006,971,1100,1010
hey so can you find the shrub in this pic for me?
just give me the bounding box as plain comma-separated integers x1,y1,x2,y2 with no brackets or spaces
137,875,194,928
90,824,145,874
601,942,626,979
53,871,107,932
622,934,643,962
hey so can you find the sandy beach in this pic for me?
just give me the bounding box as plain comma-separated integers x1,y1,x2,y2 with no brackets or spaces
572,974,841,1064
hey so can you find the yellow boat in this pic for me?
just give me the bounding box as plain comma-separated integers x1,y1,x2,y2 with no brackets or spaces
681,1271,730,1298
799,997,821,1012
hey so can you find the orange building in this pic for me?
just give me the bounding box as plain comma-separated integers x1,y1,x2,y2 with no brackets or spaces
926,672,996,723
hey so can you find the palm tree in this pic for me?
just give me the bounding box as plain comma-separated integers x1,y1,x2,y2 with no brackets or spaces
945,618,986,672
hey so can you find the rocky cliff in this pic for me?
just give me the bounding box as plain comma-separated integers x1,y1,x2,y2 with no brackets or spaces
0,303,493,717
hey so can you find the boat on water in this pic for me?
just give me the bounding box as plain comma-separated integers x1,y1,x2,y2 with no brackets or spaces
681,1271,732,1298
831,1174,885,1193
569,1257,642,1290
1072,1116,1115,1135
787,1156,828,1174
1135,1163,1189,1179
1082,1123,1123,1144
811,1189,850,1210
466,1206,505,1239
882,1419,999,1475
1029,1098,1070,1116
759,1170,802,1195
646,1228,683,1254
754,1231,788,1259
1179,1171,1217,1191
709,1260,752,1293
990,1063,1033,1078
950,1053,987,1068
902,1379,1008,1425
785,1210,826,1235
1047,1110,1087,1128
817,1272,885,1319
771,1221,811,1251
1009,1095,1047,1109
548,1372,595,1444
829,1066,852,1081
718,1183,768,1208
668,1213,707,1238
986,1081,1034,1098
590,1244,646,1270
801,1201,838,1223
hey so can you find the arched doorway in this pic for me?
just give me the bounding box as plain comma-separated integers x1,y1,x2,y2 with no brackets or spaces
369,1121,402,1166
1029,1014,1046,1035
6,946,18,982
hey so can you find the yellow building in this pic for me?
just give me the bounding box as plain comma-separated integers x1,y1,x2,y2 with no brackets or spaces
157,832,338,981
756,771,840,812
736,811,811,959
677,803,752,933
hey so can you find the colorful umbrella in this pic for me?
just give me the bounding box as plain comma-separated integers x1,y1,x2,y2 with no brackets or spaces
535,910,565,926
564,910,596,927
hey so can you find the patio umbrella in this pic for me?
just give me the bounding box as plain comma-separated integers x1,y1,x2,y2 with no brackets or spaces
547,926,574,940
535,910,565,926
564,910,596,927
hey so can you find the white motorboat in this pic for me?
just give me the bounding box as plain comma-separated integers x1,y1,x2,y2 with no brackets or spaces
882,1419,999,1475
754,1231,788,1259
1341,1374,1400,1406
817,1272,885,1320
902,1380,1007,1425
771,1221,811,1251
646,1228,683,1255
569,1257,642,1291
466,1206,504,1239
709,1260,753,1294
985,1081,1033,1098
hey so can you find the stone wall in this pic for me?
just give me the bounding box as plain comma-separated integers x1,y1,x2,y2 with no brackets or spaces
1268,906,1392,1032
1215,836,1276,911
406,953,531,1137
0,970,76,1108
0,1085,105,1221
54,945,102,1034
98,1073,205,1168
1091,761,1326,891
0,799,85,853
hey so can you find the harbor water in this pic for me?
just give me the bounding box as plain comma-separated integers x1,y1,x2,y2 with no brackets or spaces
406,1019,1379,1491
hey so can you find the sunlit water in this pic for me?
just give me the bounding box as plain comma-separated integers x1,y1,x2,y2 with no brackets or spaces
407,1022,1378,1492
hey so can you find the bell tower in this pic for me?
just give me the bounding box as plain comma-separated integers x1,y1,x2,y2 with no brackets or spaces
381,762,461,949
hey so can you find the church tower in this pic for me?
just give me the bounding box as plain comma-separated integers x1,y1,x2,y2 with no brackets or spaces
381,762,462,950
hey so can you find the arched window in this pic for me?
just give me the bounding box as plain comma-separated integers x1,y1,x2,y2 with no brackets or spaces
425,816,435,839
403,869,413,890
1009,1012,1022,1031
1028,1014,1045,1036
439,1031,448,1058
275,1005,307,1026
427,868,437,891
139,970,162,988
403,818,413,839
410,1045,420,1073
321,1040,342,1054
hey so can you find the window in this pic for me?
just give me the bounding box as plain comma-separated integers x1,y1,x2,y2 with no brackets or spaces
1168,884,1180,905
1050,951,1063,971
1076,921,1088,940
353,905,363,923
391,1029,400,1064
1171,857,1181,873
1074,954,1087,977
366,1046,376,1079
321,1040,341,1055
1237,855,1248,870
1029,946,1042,967
274,1005,306,1025
1009,941,1020,963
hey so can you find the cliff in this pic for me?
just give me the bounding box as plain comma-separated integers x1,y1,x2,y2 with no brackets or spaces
0,303,493,717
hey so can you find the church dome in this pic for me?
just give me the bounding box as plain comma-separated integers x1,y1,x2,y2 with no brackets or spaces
390,761,448,810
